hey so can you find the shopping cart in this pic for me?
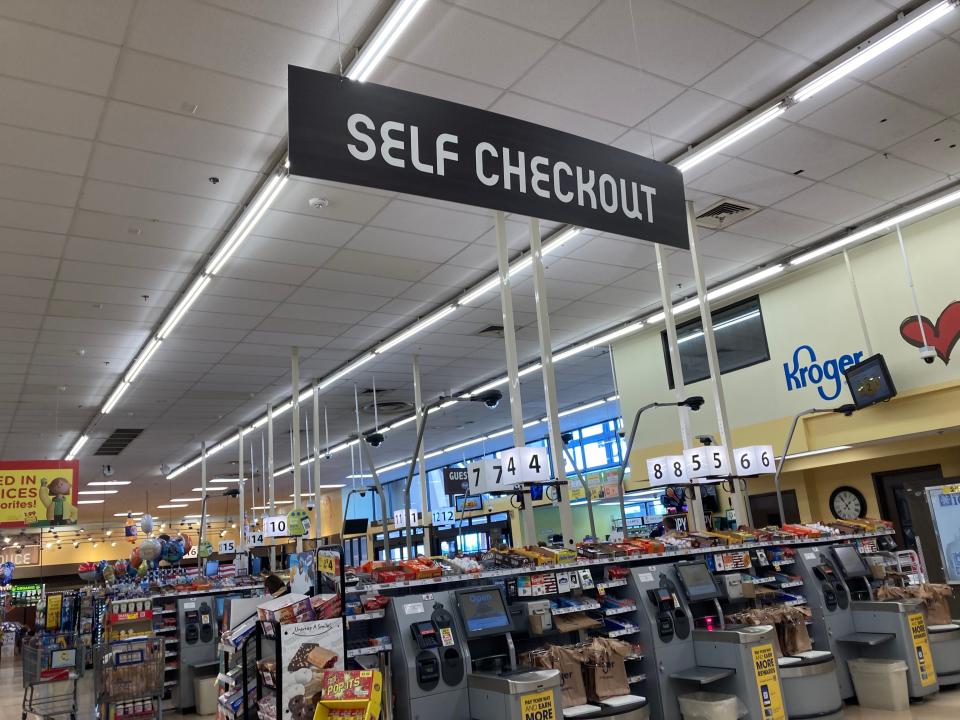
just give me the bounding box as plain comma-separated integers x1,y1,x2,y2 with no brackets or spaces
93,638,165,720
21,633,84,720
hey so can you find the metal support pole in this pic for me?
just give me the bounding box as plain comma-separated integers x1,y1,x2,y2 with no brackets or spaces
359,441,391,563
617,402,657,535
655,244,705,532
843,250,873,356
412,356,431,551
896,224,929,350
773,408,827,524
238,427,245,552
199,440,207,570
267,402,276,570
529,218,574,545
313,381,321,540
685,200,749,524
494,210,536,545
291,347,302,553
563,445,596,538
402,413,429,559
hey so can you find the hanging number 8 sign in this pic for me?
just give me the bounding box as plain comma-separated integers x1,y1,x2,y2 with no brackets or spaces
647,455,687,487
733,445,775,475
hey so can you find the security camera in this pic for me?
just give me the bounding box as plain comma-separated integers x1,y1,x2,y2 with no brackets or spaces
102,465,114,477
474,389,503,409
695,434,715,446
919,346,937,365
306,503,315,512
365,432,385,447
221,488,240,498
561,432,574,446
160,463,170,476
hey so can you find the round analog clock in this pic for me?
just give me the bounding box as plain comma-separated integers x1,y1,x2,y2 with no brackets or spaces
829,486,867,520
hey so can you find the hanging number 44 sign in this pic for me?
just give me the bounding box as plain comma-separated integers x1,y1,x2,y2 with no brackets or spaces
733,445,775,475
502,446,551,487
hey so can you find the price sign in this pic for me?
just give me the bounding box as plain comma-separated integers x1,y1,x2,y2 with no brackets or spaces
218,540,236,554
392,509,422,529
246,531,264,547
430,506,456,527
734,445,775,475
647,455,686,486
262,515,288,538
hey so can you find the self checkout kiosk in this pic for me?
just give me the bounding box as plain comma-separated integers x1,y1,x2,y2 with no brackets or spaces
178,596,218,710
631,560,789,720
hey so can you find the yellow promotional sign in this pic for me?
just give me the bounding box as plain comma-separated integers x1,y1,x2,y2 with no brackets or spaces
45,593,62,631
0,461,80,528
941,484,960,494
520,689,556,720
751,643,786,720
908,612,937,686
317,554,338,576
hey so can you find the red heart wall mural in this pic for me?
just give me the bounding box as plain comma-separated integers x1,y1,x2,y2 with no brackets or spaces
899,301,960,365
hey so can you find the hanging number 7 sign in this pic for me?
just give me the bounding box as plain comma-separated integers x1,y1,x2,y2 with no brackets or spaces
466,459,503,494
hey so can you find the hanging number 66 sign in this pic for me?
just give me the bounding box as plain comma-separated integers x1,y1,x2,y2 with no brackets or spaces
647,455,687,487
733,445,775,475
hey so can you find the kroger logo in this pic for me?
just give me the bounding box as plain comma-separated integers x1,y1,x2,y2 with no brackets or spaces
783,345,864,401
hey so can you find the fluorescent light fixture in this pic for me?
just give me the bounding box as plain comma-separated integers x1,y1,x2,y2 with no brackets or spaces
78,490,117,495
677,105,785,174
678,309,761,345
88,480,131,486
345,474,373,479
318,353,375,390
469,375,510,396
375,305,457,354
206,172,288,275
347,0,428,82
114,512,143,517
126,337,162,383
437,399,458,410
792,187,960,265
77,500,104,505
211,477,239,483
388,415,417,430
170,498,203,502
317,484,346,489
101,381,130,414
543,226,581,253
158,274,210,340
794,1,955,103
459,277,500,306
65,434,88,460
157,503,187,509
709,265,784,301
167,456,202,479
183,514,203,519
443,438,483,453
558,398,608,418
553,322,644,363
486,428,513,440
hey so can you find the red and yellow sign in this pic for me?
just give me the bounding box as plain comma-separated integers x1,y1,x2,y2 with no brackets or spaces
0,461,79,528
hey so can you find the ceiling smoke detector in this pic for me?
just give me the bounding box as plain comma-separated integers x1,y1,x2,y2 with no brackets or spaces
309,197,329,209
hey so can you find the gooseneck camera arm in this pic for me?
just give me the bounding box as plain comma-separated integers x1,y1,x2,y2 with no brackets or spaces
358,441,392,563
563,442,596,538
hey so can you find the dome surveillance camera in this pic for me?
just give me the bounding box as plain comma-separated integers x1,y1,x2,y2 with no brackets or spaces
920,346,937,364
474,389,503,409
561,432,574,445
160,463,170,476
696,434,715,446
365,432,385,447
102,465,114,477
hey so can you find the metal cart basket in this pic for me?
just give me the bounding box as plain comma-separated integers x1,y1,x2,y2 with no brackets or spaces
21,634,84,720
94,638,165,719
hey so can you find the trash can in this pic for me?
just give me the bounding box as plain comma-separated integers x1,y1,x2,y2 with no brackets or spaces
848,658,910,711
678,691,739,720
194,675,219,715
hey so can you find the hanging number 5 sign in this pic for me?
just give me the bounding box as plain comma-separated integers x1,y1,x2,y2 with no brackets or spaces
647,455,687,487
733,445,775,475
684,446,730,481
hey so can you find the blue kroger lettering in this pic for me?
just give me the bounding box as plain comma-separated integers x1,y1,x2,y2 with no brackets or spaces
783,345,864,401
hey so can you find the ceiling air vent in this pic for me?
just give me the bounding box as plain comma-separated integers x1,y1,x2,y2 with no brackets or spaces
476,325,505,339
695,198,760,229
362,400,414,416
94,428,143,456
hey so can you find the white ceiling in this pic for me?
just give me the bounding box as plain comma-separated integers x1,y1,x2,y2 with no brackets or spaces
1,0,958,523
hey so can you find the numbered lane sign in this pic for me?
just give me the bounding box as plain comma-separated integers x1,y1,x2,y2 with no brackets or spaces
647,455,686,486
430,506,456,527
246,532,264,547
219,540,236,554
683,447,711,479
697,446,730,477
392,509,422,529
502,446,550,486
733,445,775,475
262,515,288,538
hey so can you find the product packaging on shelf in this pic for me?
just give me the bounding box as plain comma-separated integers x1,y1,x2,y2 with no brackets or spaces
314,669,382,720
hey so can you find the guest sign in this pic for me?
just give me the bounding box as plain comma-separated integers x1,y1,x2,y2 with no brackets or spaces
288,67,687,248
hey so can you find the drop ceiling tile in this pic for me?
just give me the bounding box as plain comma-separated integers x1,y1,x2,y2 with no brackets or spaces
872,39,960,116
0,165,82,207
286,286,387,311
800,86,941,150
780,78,860,122
763,0,892,60
0,328,37,344
513,276,604,302
0,17,120,95
112,50,287,136
609,130,686,162
46,299,162,324
543,256,635,285
0,198,73,234
664,251,742,280
304,268,412,298
0,75,101,140
350,225,468,263
374,58,504,109
451,0,598,38
695,41,810,106
171,323,249,343
645,89,745,144
191,292,281,318
128,0,341,88
698,230,789,263
0,125,92,177
242,331,333,348
58,260,188,293
42,315,150,336
325,248,437,281
255,210,361,247
421,264,487,289
52,282,176,309
99,102,278,173
827,154,945,201
183,311,261,331
65,236,200,274
398,282,458,304
208,277,293,302
513,45,684,126
385,3,554,88
71,210,219,252
581,286,658,309
79,180,237,230
272,181,391,225
0,252,60,279
0,228,65,258
216,257,315,286
565,236,657,269
254,317,352,337
203,0,382,45
671,0,808,35
0,276,51,300
238,236,339,268
0,312,42,330
567,0,751,86
725,208,831,245
888,119,960,175
688,158,813,206
370,199,492,243
773,183,885,224
0,0,133,44
271,303,370,324
741,125,875,180
489,93,627,144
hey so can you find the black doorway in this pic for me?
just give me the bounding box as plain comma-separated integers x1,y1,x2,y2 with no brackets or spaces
749,490,801,526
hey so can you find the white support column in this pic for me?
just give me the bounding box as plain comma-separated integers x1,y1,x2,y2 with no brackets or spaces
413,356,431,551
685,201,749,524
313,381,322,540
529,218,574,546
267,402,276,570
199,440,207,570
238,427,245,552
291,347,302,553
494,210,536,545
655,245,705,532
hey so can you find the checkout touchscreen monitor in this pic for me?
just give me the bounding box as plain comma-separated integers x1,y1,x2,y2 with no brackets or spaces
456,586,512,639
831,545,871,579
675,560,721,602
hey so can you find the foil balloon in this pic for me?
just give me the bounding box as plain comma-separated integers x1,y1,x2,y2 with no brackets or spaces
102,563,115,583
180,533,193,553
113,559,128,577
127,563,138,578
139,537,161,562
125,515,138,543
140,513,154,534
0,561,14,585
129,546,142,569
78,562,97,583
96,559,108,581
137,562,148,578
197,539,213,559
162,538,184,563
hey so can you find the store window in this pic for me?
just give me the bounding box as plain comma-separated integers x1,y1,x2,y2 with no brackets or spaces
662,296,769,388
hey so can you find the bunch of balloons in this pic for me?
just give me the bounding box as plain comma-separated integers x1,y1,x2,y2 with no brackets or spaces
0,561,13,585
